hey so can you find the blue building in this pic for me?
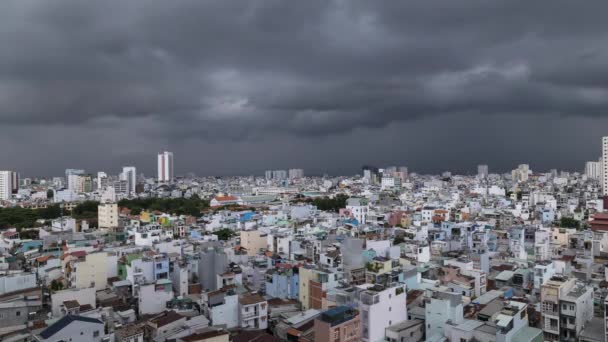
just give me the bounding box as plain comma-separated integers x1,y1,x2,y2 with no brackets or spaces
153,254,170,280
265,267,299,300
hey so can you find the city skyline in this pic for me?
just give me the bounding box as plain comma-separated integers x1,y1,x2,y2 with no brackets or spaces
1,2,608,176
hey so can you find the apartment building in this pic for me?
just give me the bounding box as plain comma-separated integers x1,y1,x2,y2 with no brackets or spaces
358,283,407,342
540,276,594,341
425,288,464,339
98,202,118,230
314,306,361,342
238,293,268,330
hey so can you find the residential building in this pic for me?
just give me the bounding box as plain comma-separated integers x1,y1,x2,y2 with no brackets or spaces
289,169,304,179
121,166,137,194
98,202,119,230
35,315,105,342
604,136,608,195
0,171,11,200
540,276,594,341
238,293,268,330
478,164,488,178
358,283,407,342
314,306,361,342
158,151,174,183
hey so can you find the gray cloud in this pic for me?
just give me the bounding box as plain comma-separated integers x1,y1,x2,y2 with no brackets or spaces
1,0,607,176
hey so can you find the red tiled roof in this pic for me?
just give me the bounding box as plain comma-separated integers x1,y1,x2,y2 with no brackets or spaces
214,196,239,201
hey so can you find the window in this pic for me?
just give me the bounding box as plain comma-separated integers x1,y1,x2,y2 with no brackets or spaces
460,339,467,342
93,331,99,337
15,311,20,317
389,307,391,312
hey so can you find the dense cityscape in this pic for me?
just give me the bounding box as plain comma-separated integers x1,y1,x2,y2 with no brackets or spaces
0,140,607,341
4,2,608,342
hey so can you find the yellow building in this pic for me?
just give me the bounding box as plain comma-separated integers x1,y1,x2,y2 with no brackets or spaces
67,252,108,291
239,230,267,256
98,202,118,230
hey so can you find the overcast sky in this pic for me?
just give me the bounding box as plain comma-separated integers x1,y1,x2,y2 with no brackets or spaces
2,1,608,177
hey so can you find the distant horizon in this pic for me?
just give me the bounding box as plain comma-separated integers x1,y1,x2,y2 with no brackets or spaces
16,164,594,180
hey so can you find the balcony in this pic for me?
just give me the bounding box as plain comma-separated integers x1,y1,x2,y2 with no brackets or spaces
242,310,259,319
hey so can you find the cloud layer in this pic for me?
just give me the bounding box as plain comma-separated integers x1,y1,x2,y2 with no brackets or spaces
1,1,607,176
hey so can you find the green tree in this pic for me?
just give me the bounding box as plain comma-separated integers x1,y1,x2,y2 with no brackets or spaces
50,279,64,291
312,194,349,212
215,228,234,241
71,201,100,219
560,217,579,229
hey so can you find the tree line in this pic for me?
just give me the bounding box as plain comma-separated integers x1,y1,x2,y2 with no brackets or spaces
0,196,210,229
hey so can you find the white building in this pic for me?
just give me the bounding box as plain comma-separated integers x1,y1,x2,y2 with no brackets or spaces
534,261,555,290
67,252,109,291
511,164,530,182
541,277,594,341
603,136,608,195
138,280,174,315
204,290,239,329
0,171,11,200
0,273,37,295
346,198,369,225
238,293,268,330
477,164,488,178
51,287,96,317
288,168,304,179
585,160,602,180
158,151,174,183
65,168,85,191
121,166,137,194
425,288,464,339
37,315,105,342
96,171,108,189
358,283,407,342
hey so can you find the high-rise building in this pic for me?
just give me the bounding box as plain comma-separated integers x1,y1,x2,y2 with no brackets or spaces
398,166,408,179
511,164,530,183
157,151,174,183
477,164,488,178
270,170,287,181
385,166,397,175
265,170,273,181
585,160,601,180
10,171,19,194
97,172,108,190
288,168,304,179
0,171,12,200
603,137,608,195
121,166,137,194
65,169,85,191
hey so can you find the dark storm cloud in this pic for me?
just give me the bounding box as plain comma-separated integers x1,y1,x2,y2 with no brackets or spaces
1,0,608,175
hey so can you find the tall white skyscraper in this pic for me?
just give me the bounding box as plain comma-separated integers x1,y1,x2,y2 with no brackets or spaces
603,137,608,195
0,171,12,200
120,166,137,194
288,169,304,179
158,151,174,183
477,164,488,178
585,160,601,180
